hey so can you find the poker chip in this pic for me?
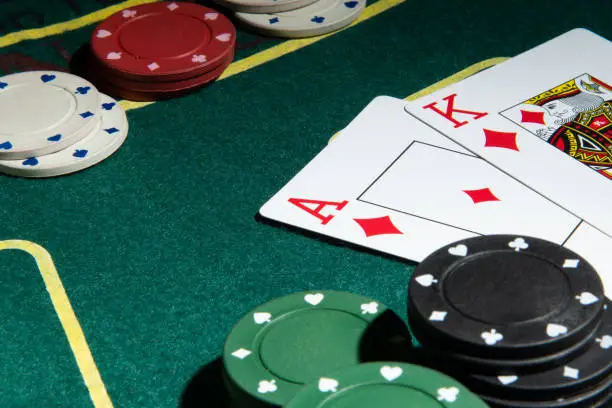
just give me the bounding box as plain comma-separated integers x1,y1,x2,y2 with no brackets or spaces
91,50,233,102
234,0,366,38
470,300,611,399
222,291,411,407
409,235,605,359
214,0,319,14
0,94,127,178
284,362,490,408
409,307,600,374
481,374,612,408
91,2,236,81
0,71,100,160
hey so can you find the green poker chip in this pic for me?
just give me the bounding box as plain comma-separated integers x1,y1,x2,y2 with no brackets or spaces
222,291,411,407
285,362,491,408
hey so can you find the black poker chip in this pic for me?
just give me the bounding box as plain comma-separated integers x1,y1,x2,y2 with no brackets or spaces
408,306,601,374
481,373,612,408
409,235,605,359
470,300,610,399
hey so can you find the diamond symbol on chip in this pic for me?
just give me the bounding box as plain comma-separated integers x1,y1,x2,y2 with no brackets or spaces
437,386,459,402
462,187,500,204
508,237,528,252
353,215,403,237
563,259,580,268
257,380,277,394
96,29,111,38
167,2,179,10
429,311,447,322
563,366,580,379
122,9,137,18
596,335,612,349
415,274,438,287
231,348,252,359
192,54,207,63
483,128,520,151
520,109,546,124
481,329,503,345
148,62,160,71
576,292,599,305
361,301,379,315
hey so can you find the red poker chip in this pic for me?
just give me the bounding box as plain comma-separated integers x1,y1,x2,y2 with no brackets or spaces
91,2,236,80
94,50,233,101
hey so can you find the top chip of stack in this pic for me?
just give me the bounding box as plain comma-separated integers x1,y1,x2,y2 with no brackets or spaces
407,235,610,408
87,2,236,101
215,0,366,38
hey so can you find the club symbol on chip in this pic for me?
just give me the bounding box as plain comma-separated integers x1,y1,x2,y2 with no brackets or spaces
481,329,503,345
437,386,459,402
122,9,137,18
192,54,207,63
415,274,438,287
448,244,467,257
253,312,272,324
596,335,612,349
318,377,339,393
576,292,599,305
508,237,528,251
360,301,378,315
204,12,219,20
546,323,568,338
380,366,402,381
257,379,277,394
304,293,324,305
107,52,122,60
216,33,231,42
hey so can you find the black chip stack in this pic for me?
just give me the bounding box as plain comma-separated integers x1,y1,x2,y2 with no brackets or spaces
407,235,611,408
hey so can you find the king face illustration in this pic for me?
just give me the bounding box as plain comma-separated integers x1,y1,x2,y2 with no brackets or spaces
502,74,612,180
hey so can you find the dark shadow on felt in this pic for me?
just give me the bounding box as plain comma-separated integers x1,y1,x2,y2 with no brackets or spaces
180,356,233,408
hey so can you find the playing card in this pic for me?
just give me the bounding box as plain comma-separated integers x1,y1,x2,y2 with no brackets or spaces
404,28,612,238
259,96,610,292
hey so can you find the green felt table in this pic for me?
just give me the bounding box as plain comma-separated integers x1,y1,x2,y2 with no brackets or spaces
0,0,611,407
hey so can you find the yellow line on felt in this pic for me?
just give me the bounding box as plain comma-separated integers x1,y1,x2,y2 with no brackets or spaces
0,0,159,49
0,240,113,408
327,56,510,143
120,0,407,111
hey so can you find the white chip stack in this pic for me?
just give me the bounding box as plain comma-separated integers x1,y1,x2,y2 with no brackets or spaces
0,71,128,178
215,0,366,38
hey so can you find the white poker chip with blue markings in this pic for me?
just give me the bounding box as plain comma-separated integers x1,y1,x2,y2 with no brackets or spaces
0,71,100,160
234,0,365,38
214,0,319,14
0,94,128,178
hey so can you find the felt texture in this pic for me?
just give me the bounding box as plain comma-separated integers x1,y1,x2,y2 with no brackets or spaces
0,0,611,406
